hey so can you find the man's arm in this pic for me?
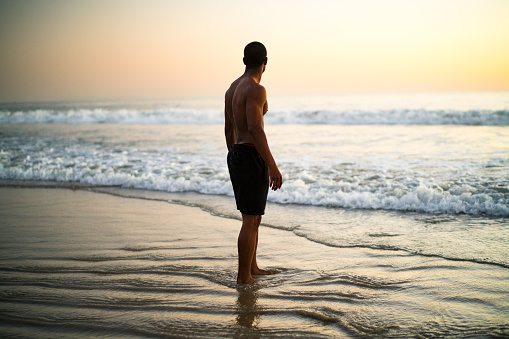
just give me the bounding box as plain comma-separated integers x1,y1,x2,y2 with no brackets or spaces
245,85,282,191
224,91,235,151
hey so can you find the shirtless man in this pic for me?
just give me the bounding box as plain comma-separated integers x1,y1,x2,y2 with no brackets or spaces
224,42,283,284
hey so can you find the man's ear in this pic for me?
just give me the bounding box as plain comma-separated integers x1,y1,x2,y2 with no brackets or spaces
243,57,247,65
264,57,268,65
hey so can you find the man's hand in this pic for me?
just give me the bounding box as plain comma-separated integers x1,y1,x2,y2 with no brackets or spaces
269,165,283,191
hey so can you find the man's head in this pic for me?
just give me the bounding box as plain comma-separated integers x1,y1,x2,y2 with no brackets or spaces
243,42,267,70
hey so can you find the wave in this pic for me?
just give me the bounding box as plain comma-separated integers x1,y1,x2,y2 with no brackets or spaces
1,165,508,217
1,107,508,125
268,108,509,126
0,107,222,125
271,179,509,217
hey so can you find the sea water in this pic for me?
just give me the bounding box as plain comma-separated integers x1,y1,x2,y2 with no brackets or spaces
1,92,508,337
0,92,508,268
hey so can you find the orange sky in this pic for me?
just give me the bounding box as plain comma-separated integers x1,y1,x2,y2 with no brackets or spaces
1,0,508,102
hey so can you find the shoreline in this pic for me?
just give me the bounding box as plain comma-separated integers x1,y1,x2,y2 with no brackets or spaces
1,187,508,337
1,179,508,269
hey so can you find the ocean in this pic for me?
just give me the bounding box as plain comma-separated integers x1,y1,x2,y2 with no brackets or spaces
0,91,508,337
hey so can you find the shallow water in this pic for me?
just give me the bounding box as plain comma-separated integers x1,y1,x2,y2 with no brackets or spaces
0,188,508,338
1,121,508,267
1,93,508,336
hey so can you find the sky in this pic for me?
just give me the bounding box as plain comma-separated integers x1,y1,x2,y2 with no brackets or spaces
1,0,508,102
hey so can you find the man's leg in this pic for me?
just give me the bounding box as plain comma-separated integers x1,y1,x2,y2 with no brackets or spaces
251,228,274,275
237,214,261,284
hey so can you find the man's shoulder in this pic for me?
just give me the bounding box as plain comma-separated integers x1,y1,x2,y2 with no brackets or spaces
247,82,265,91
245,83,266,101
227,77,266,102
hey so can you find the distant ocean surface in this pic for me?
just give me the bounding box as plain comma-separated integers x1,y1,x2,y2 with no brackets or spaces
1,92,508,268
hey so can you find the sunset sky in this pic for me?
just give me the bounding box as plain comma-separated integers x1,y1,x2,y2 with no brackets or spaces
1,0,508,102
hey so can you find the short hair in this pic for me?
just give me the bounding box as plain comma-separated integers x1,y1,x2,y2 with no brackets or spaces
243,42,267,69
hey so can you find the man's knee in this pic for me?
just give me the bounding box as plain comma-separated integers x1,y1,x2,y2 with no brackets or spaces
242,214,262,228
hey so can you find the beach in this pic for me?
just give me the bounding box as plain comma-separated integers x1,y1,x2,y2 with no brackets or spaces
1,186,508,338
0,92,508,337
2,0,509,335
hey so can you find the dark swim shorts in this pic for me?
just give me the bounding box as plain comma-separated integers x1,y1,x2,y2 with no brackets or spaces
227,144,269,215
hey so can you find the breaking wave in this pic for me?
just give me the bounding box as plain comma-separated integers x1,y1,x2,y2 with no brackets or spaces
1,107,508,126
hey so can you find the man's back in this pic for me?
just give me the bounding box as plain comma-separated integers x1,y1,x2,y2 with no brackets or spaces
225,75,268,146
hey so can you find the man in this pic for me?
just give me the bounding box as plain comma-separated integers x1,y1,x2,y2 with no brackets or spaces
224,41,283,284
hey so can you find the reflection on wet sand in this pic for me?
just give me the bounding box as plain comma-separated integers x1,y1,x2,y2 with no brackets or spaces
235,288,262,332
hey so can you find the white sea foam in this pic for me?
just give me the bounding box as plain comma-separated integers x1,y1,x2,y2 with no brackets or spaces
269,180,509,216
0,107,224,125
265,108,509,125
1,107,508,125
1,142,507,216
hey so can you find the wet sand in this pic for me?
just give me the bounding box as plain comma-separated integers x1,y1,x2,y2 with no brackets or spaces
0,187,508,337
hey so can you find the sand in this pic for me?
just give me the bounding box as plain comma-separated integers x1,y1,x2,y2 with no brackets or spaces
0,187,508,338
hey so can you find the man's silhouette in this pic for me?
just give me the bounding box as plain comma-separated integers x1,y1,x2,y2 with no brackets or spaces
225,42,283,284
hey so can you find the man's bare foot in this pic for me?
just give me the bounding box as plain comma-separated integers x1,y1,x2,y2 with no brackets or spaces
251,268,275,275
237,276,259,284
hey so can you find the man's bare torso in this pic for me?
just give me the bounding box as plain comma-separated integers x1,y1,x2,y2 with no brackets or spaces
225,75,268,145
